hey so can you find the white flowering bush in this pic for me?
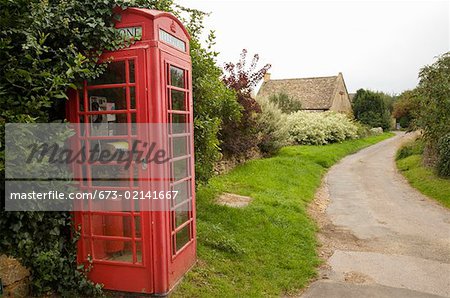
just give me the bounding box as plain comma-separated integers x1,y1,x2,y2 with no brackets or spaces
286,111,358,145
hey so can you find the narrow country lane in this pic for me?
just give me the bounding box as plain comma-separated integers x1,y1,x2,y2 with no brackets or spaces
302,132,450,298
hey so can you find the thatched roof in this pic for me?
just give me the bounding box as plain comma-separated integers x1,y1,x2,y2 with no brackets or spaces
257,74,341,110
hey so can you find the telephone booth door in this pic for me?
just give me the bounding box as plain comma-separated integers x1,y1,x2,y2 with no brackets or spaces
68,48,154,293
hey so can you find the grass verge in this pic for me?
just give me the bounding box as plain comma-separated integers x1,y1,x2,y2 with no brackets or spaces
396,139,450,209
174,133,394,297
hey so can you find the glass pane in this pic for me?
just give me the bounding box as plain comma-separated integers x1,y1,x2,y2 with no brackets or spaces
134,217,142,238
172,158,189,181
87,139,130,162
129,60,135,83
88,115,128,136
83,238,92,258
132,164,139,187
88,88,126,111
90,215,133,238
171,114,188,134
130,86,136,109
77,115,86,136
131,114,137,135
172,180,190,206
82,214,91,236
93,240,133,263
170,66,184,88
136,242,142,263
80,164,88,186
89,61,126,85
172,136,188,158
79,91,85,111
171,90,185,111
91,164,131,187
176,224,190,251
174,202,191,227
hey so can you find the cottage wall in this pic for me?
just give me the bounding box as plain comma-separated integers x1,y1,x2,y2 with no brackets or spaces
329,73,353,114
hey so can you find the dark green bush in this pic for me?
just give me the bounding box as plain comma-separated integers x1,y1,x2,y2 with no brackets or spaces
415,52,450,170
188,33,240,183
352,89,392,130
437,134,450,177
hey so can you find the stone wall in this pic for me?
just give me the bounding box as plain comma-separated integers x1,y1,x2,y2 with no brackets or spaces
214,147,262,175
0,255,30,297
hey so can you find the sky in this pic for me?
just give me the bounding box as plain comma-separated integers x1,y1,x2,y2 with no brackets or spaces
176,0,449,94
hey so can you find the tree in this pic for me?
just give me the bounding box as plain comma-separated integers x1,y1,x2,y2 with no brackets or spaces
415,52,450,170
268,92,302,114
221,49,271,156
352,89,391,130
392,90,421,129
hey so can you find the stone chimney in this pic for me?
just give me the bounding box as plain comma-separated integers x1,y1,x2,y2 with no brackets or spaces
263,72,271,82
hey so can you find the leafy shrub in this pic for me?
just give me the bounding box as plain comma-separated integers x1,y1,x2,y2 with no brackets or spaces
0,212,102,296
188,31,241,183
437,133,450,177
392,90,421,130
286,111,358,145
221,49,271,157
415,52,450,168
353,121,371,138
256,97,289,155
268,92,302,114
352,89,392,130
396,138,425,160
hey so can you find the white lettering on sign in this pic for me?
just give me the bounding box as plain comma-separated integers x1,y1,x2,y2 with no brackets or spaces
117,26,142,39
159,29,186,52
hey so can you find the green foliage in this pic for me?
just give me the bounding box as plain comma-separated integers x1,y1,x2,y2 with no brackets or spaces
352,89,392,130
221,49,271,157
396,137,424,160
392,90,421,129
174,133,393,297
415,52,450,166
397,139,450,208
0,212,102,296
353,121,372,138
255,97,289,155
268,92,302,114
437,133,450,177
185,26,241,183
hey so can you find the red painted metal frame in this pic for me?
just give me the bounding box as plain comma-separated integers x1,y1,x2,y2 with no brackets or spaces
67,8,196,295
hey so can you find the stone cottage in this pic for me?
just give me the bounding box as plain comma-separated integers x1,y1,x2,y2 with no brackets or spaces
257,72,353,114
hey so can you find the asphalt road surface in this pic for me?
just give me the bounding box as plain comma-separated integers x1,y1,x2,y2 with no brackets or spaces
301,132,450,298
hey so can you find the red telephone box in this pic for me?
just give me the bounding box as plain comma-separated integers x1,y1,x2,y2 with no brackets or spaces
66,8,196,295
